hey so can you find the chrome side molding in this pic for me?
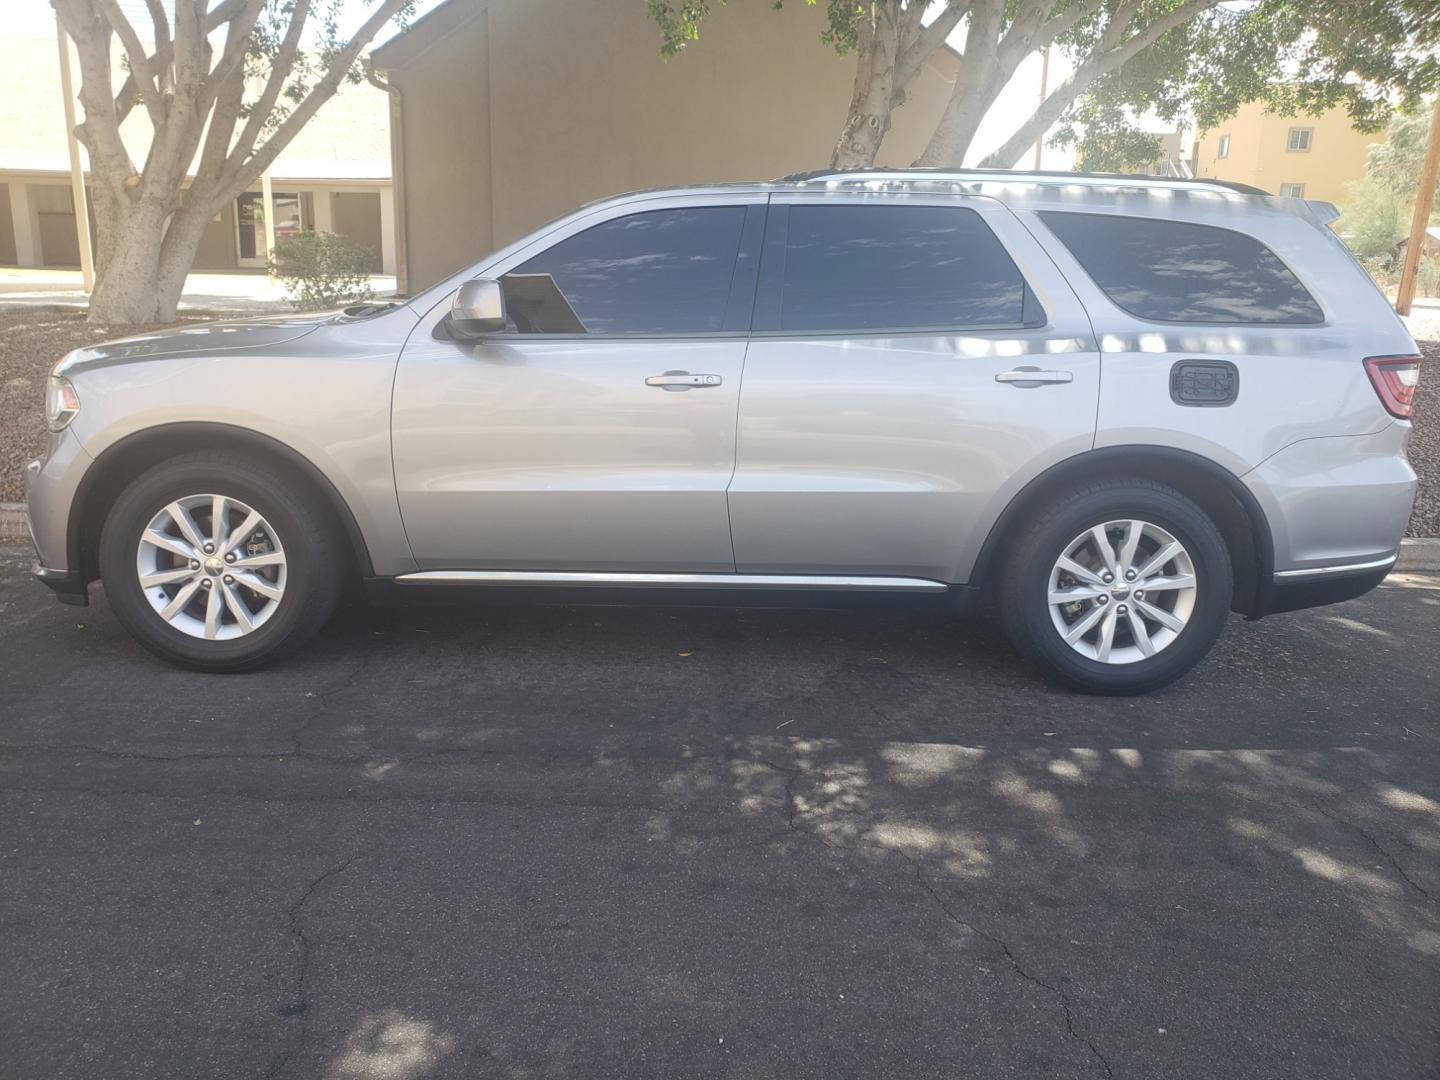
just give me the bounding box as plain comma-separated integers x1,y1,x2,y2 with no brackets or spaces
394,570,950,593
1273,554,1397,580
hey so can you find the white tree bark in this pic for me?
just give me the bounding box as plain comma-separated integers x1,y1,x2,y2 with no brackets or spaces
52,0,410,324
979,0,1219,169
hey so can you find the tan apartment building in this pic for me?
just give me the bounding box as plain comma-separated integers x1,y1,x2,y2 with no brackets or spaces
371,0,962,293
0,32,396,274
1193,101,1386,204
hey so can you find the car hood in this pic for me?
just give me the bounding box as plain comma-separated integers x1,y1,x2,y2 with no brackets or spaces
54,312,333,376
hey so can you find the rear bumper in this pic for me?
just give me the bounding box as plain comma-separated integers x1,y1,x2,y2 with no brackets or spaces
33,563,89,606
1253,556,1394,618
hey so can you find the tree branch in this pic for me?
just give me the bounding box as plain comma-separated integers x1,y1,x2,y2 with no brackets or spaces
227,0,313,175
223,0,411,193
97,0,167,125
980,0,1220,168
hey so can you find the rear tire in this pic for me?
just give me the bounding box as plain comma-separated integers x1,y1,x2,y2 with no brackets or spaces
98,453,343,672
999,479,1232,695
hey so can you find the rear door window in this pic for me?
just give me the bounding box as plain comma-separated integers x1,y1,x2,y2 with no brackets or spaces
761,204,1037,333
1038,211,1323,325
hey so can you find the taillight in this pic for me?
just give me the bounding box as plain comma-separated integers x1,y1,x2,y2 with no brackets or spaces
1364,354,1420,419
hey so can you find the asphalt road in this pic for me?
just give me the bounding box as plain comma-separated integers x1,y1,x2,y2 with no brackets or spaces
2,545,1438,1080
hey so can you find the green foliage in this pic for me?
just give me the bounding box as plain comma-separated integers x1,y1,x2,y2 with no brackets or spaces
270,231,376,312
1338,178,1408,264
646,0,870,59
1367,109,1440,205
1059,0,1440,169
1055,99,1165,172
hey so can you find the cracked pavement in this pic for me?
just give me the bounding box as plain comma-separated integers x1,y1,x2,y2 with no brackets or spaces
1,547,1438,1078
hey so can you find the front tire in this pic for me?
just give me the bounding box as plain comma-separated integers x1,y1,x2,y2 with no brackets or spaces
999,479,1233,695
98,453,343,671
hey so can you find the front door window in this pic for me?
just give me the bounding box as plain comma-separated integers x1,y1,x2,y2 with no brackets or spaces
236,191,302,267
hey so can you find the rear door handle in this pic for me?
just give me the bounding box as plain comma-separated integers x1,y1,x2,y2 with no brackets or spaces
645,371,723,391
995,367,1073,388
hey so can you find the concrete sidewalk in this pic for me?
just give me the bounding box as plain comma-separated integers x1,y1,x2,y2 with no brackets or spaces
0,267,398,314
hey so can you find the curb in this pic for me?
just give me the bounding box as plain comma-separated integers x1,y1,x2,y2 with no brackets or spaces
3,499,1440,570
1398,537,1440,571
0,502,24,543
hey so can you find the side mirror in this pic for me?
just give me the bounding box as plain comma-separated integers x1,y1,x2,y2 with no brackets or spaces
449,279,507,339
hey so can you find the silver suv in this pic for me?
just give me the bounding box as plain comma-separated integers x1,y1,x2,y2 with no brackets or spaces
25,170,1421,693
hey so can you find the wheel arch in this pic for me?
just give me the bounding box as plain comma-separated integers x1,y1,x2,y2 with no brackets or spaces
969,446,1273,617
69,422,376,584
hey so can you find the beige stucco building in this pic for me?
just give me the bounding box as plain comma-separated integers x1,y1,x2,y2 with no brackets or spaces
372,0,961,293
0,33,395,274
1193,101,1387,205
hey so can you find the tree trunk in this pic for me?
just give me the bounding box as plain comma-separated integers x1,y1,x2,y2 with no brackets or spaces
829,19,899,169
913,0,1007,167
86,198,171,324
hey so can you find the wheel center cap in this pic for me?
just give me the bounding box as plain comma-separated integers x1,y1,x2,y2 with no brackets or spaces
203,557,224,576
1111,586,1130,600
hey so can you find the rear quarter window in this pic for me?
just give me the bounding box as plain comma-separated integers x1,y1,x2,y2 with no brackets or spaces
1037,211,1324,325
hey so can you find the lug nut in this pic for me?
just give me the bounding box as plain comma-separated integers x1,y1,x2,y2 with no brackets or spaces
201,578,213,588
224,552,236,563
1135,591,1145,600
1102,572,1114,583
203,543,215,554
223,575,234,585
1117,604,1128,615
189,560,200,570
1125,569,1137,581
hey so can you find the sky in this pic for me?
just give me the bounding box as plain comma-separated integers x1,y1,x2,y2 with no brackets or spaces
6,0,1097,169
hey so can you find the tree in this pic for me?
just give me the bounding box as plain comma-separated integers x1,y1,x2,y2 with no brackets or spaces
649,1,1230,170
52,0,414,325
1368,109,1440,205
1055,0,1440,173
651,1,1440,175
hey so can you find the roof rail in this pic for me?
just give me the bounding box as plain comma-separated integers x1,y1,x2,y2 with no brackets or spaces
776,166,1271,197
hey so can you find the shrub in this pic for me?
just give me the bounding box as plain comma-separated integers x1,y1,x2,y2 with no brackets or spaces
270,230,376,311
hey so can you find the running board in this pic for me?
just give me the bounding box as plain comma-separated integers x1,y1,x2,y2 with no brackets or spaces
393,570,949,593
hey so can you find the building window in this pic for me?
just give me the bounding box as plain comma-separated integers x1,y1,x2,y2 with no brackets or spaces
1287,127,1313,152
1279,182,1306,198
1217,134,1231,159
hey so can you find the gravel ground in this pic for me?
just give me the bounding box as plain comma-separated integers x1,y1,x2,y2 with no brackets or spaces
0,309,210,503
1,308,1437,534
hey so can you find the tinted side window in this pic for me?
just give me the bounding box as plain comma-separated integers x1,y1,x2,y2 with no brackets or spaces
1038,211,1323,325
777,205,1031,332
502,207,746,334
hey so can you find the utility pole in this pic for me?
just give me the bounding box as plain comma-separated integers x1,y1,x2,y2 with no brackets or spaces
1032,47,1050,171
1396,94,1440,316
55,16,95,293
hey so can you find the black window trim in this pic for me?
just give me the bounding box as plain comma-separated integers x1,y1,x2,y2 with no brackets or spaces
439,201,767,342
751,199,1050,338
1036,209,1328,328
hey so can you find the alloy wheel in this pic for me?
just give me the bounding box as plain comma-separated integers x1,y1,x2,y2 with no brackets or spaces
1046,519,1198,665
134,494,287,640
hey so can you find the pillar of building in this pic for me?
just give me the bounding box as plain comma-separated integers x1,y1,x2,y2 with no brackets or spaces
378,184,396,277
9,183,40,267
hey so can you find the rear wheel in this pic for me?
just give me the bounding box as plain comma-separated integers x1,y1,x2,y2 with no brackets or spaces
99,453,343,671
999,480,1233,694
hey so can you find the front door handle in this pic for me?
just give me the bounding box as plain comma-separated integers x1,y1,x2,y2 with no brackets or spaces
995,367,1073,388
645,371,723,391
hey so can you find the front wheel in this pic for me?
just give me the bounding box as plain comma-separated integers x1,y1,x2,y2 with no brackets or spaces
98,453,343,671
999,479,1233,695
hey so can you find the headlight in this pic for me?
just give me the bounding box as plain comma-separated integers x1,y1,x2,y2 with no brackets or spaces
46,375,80,432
